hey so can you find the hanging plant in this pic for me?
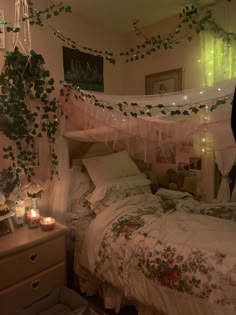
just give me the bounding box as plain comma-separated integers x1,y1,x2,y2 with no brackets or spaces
0,48,61,191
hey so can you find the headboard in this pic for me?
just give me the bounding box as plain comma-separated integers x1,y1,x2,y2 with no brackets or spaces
66,139,114,167
65,137,152,177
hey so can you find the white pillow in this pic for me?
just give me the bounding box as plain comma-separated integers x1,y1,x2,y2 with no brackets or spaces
86,174,151,215
82,151,141,187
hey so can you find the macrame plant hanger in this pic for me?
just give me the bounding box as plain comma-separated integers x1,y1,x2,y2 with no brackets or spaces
13,0,32,54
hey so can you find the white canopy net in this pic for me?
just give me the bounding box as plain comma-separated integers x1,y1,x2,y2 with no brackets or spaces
61,78,236,163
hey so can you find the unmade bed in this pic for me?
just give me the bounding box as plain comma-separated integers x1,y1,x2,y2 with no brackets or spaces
67,150,236,315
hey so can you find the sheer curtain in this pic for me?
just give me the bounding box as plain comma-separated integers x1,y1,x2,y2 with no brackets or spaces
215,148,236,202
48,118,71,222
201,1,236,86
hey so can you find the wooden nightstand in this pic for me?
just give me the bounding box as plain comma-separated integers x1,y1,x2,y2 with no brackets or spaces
0,223,69,315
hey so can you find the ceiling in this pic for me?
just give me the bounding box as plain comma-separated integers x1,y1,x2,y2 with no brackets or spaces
68,0,215,33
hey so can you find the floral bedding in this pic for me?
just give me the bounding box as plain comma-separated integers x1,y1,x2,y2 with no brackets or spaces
78,193,236,314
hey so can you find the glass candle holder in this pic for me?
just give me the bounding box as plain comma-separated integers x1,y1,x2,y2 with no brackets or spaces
15,204,25,226
40,217,55,231
27,209,40,228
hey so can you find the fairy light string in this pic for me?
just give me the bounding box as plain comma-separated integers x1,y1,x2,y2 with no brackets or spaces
60,83,233,119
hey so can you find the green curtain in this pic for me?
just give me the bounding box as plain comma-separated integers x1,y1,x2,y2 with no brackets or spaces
201,2,236,86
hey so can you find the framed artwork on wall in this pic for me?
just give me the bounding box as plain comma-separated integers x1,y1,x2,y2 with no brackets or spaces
63,46,104,92
0,10,5,49
145,68,182,95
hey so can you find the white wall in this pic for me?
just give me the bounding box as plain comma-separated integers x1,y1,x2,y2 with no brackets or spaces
123,14,204,95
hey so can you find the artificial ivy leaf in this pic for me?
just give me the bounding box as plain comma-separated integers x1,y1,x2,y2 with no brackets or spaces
65,5,72,13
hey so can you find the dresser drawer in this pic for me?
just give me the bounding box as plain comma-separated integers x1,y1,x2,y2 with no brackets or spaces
0,236,65,290
0,262,66,315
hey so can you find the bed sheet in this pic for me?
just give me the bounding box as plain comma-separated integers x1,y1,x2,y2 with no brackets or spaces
75,193,236,315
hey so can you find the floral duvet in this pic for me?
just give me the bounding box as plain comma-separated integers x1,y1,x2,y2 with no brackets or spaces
79,193,236,315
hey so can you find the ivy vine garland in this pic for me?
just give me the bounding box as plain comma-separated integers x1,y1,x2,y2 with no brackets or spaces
62,83,232,118
0,48,61,193
1,1,234,65
30,0,236,64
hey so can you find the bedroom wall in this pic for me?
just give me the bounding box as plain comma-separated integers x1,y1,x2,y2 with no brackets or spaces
0,0,125,94
123,14,204,95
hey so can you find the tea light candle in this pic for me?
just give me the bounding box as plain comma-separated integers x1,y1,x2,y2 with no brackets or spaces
40,217,55,231
27,209,40,228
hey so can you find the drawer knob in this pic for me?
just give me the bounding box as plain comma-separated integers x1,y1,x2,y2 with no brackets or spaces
29,252,39,263
31,279,40,290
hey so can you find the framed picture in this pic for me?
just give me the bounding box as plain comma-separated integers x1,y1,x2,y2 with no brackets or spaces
145,68,182,95
189,156,202,171
0,10,5,49
63,46,104,92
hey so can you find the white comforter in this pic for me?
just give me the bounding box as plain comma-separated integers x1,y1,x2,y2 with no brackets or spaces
78,193,236,315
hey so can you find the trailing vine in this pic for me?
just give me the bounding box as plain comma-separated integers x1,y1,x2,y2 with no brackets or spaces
121,3,236,62
0,48,61,192
2,1,234,64
61,83,232,118
32,1,236,64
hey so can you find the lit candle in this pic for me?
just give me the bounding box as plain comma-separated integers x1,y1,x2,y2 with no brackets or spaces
27,209,40,228
40,217,55,231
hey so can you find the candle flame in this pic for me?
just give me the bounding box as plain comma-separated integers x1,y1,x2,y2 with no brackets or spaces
31,210,37,217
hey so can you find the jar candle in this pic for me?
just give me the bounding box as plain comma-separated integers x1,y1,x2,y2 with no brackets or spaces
27,209,40,228
40,217,55,231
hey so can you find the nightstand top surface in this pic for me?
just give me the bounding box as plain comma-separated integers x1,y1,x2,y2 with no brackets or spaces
0,223,70,257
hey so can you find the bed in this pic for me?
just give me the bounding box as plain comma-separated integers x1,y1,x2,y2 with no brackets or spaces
67,145,236,315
